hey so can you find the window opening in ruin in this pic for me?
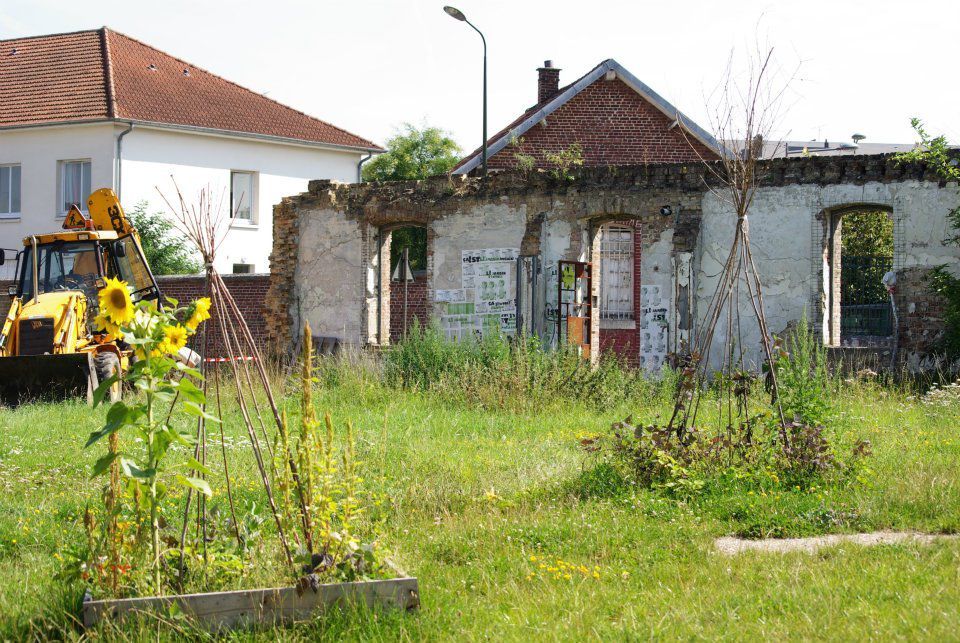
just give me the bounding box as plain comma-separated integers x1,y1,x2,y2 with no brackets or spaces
598,224,634,320
834,209,895,343
387,226,428,343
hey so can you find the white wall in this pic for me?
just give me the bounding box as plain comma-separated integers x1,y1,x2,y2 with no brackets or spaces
0,123,116,274
119,125,362,273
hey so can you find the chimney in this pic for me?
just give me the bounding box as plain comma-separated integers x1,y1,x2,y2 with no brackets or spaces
537,60,561,104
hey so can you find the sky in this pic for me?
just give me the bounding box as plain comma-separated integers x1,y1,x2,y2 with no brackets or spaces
2,0,957,153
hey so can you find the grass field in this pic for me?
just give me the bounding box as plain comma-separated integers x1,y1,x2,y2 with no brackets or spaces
0,357,959,640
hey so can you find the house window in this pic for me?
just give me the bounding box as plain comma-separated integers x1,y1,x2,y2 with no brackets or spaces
0,164,21,218
230,171,255,221
59,160,91,214
599,224,634,320
232,263,254,274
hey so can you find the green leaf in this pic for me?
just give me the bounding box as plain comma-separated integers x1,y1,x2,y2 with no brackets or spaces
186,457,212,476
183,402,221,424
177,475,212,498
90,451,120,478
166,425,193,447
173,377,206,404
93,374,119,408
174,362,204,379
85,402,141,448
120,457,156,480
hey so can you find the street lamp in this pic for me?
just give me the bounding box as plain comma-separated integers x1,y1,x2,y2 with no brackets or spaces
443,5,487,176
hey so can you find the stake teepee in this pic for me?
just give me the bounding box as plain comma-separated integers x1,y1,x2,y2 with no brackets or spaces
158,181,309,576
672,46,798,444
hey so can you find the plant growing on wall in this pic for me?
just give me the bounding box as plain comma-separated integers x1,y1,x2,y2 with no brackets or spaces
545,142,584,182
85,280,214,593
895,119,960,356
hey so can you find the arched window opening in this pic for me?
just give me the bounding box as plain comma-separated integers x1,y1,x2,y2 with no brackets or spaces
828,208,895,345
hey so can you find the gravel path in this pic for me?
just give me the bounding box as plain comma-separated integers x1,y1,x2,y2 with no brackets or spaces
715,531,959,555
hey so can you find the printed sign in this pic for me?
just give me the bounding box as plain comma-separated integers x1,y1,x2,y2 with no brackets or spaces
639,285,669,372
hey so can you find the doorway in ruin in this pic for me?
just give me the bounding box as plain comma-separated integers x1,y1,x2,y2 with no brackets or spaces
594,221,642,366
826,206,896,346
381,225,429,344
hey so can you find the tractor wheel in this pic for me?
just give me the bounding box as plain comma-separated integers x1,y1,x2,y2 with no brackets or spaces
94,352,122,403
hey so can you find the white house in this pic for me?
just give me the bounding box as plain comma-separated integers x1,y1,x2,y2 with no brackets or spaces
0,27,382,274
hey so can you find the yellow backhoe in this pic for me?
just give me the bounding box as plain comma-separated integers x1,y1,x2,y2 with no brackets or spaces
0,188,161,403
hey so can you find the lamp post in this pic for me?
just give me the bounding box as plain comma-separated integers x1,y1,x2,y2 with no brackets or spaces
443,5,487,176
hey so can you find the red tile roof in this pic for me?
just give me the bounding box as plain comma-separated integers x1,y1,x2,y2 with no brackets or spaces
0,28,381,151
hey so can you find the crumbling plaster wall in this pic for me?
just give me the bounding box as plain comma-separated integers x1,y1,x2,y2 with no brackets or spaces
697,178,960,368
265,154,957,370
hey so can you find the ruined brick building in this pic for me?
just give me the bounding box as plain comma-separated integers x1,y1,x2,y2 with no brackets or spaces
401,59,726,360
265,154,960,372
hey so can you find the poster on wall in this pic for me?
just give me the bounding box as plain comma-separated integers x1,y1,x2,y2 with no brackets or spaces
436,248,520,340
639,285,669,372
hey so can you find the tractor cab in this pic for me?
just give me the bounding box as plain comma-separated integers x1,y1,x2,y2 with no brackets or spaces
13,231,159,309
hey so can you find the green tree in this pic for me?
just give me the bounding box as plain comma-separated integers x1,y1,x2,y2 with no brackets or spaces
895,119,960,355
840,210,894,306
126,202,202,275
362,124,461,182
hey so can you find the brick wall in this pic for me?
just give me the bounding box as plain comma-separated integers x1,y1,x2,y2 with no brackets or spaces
0,274,269,358
487,78,720,170
156,274,270,357
389,271,429,342
896,267,946,354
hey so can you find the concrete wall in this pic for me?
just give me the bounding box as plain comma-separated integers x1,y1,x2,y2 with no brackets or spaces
266,156,960,371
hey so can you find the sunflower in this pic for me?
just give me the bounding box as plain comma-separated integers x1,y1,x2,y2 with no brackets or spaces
160,324,188,355
92,311,120,338
98,277,135,325
185,297,212,331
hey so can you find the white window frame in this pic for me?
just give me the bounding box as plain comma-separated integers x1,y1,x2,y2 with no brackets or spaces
0,164,21,219
232,263,254,274
58,159,92,216
598,224,635,323
230,170,257,224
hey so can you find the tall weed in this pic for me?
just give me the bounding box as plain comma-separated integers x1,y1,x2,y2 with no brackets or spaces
772,313,835,425
384,325,654,410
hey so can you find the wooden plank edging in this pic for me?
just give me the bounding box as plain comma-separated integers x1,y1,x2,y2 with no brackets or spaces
82,576,420,630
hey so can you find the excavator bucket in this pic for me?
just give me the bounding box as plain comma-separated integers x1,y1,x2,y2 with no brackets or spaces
0,353,97,405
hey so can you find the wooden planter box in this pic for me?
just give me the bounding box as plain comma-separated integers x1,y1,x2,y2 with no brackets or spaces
82,575,419,630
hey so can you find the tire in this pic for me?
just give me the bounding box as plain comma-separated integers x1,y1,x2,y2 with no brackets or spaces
94,351,122,403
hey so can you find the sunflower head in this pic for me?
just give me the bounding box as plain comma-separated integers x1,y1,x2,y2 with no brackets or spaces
160,324,188,355
185,297,212,331
98,277,135,325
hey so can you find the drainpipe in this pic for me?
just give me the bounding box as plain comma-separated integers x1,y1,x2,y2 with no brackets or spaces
356,152,373,183
115,122,134,200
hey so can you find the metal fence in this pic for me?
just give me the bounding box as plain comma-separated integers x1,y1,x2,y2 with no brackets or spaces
840,255,893,338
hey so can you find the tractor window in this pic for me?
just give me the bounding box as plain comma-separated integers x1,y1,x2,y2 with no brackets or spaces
19,241,101,301
111,235,157,302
